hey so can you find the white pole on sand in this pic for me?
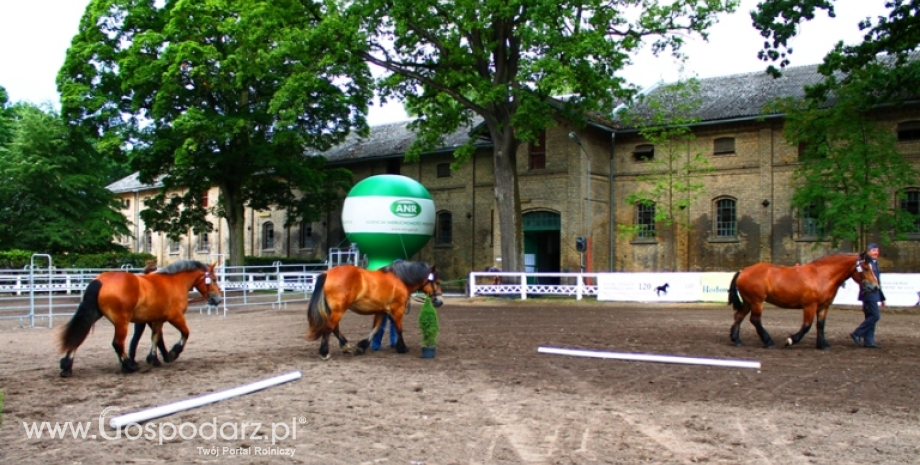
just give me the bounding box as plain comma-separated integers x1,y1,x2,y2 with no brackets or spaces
109,371,303,429
538,346,761,370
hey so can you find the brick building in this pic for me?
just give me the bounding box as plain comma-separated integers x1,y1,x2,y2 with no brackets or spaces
108,62,920,281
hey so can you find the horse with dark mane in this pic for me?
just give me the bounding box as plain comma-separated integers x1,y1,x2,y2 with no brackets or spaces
728,253,879,350
58,260,222,377
306,261,442,359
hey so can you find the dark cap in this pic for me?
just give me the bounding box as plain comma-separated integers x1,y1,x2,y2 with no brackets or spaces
867,242,879,250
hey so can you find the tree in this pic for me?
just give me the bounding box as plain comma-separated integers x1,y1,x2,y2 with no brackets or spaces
58,0,372,266
340,0,738,271
618,80,712,270
0,86,14,148
769,78,919,250
0,103,131,253
753,0,920,249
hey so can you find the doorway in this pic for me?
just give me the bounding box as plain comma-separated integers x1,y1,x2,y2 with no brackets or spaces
523,211,561,284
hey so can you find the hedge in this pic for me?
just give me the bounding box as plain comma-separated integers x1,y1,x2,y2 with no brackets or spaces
0,249,156,269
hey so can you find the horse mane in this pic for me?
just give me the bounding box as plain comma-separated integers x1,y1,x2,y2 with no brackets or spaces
379,261,432,286
158,260,208,275
807,253,859,266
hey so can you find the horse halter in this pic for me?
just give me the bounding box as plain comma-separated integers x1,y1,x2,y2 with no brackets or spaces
425,268,444,307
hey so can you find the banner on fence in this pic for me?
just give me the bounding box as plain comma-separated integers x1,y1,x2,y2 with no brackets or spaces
833,273,920,307
597,273,702,302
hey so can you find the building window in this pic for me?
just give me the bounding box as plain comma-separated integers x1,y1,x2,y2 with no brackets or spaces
262,222,274,250
145,230,153,253
201,191,209,208
168,237,180,254
715,198,737,237
900,189,920,233
714,137,735,155
386,158,402,174
122,199,131,209
897,121,920,141
437,163,451,178
197,233,210,252
436,211,453,244
529,131,546,170
633,144,654,162
801,203,825,236
299,222,314,249
636,202,656,238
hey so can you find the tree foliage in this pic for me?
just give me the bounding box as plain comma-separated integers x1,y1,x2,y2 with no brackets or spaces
58,0,373,265
618,80,712,269
770,79,919,250
0,102,131,254
754,0,920,249
339,0,738,271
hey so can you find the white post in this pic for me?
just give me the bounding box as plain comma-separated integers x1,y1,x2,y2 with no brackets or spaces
109,371,303,429
538,346,761,369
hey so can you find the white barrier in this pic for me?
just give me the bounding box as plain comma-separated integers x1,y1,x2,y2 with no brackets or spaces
109,371,303,428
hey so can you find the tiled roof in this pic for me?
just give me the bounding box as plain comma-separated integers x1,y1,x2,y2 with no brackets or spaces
618,63,829,128
106,172,163,194
319,118,489,164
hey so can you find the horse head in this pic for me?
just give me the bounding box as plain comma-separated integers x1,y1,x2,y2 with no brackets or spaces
194,262,223,306
853,253,880,294
421,266,444,308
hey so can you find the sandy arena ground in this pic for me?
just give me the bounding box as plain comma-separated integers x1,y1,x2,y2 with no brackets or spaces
1,297,919,464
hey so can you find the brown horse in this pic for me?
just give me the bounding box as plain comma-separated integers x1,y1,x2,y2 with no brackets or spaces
58,260,222,377
728,253,879,350
306,261,443,359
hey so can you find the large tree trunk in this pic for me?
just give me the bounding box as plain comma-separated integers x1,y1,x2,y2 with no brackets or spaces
220,183,247,267
490,126,523,272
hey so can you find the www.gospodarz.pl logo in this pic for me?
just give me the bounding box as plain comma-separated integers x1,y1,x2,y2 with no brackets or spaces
22,406,299,446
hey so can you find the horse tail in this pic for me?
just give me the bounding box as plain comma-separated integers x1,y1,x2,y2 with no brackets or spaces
306,273,329,341
59,279,104,352
727,271,744,311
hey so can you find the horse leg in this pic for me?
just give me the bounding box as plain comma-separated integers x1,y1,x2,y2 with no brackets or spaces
785,305,816,347
319,333,331,360
814,305,831,350
391,306,409,354
332,325,353,354
356,314,385,355
112,321,139,374
165,316,190,363
749,303,775,348
146,321,165,367
730,304,751,346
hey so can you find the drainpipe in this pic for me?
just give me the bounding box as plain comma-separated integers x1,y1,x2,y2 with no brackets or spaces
609,131,616,271
134,190,141,253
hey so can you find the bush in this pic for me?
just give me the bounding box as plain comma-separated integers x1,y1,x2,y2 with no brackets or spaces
418,296,439,347
0,250,155,269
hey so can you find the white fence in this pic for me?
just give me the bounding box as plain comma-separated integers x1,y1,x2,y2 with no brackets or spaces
0,263,326,328
468,270,920,307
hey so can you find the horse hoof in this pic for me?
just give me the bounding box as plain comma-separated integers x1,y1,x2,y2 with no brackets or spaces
320,353,331,361
146,354,162,367
785,337,793,347
60,369,72,378
732,341,742,347
354,347,366,355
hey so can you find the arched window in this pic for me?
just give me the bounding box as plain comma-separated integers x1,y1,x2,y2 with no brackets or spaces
633,144,654,162
900,188,920,233
801,202,825,236
197,232,210,252
635,202,656,238
144,230,153,253
714,198,737,237
436,211,453,245
262,222,275,250
897,121,920,141
713,137,735,155
299,222,314,249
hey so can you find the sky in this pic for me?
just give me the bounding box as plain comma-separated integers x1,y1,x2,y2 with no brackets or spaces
0,0,890,126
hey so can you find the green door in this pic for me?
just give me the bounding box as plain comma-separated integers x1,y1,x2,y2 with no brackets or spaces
523,212,561,284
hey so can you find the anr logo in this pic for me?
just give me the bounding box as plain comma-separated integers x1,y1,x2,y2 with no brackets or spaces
391,200,421,218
